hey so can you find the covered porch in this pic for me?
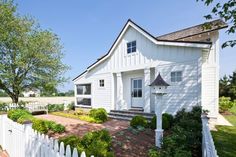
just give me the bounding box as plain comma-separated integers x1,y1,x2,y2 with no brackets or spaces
112,67,157,113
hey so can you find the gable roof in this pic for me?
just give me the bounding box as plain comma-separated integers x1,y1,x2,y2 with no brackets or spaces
157,19,228,41
150,73,170,86
73,19,214,81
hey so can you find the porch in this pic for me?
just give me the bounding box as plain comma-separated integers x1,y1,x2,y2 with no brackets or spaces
112,67,156,113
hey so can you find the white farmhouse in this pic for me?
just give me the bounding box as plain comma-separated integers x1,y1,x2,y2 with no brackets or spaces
73,19,227,120
22,88,40,97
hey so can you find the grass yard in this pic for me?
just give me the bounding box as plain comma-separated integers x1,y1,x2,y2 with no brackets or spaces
224,114,236,126
211,125,236,157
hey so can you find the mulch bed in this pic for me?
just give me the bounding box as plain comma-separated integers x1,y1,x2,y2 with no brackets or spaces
112,128,155,157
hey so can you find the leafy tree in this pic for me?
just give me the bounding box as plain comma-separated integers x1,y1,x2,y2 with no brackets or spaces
197,0,236,48
219,71,236,100
0,0,68,103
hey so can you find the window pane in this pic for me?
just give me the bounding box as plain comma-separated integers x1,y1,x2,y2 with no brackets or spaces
138,89,142,97
138,80,142,88
127,42,131,47
177,76,182,82
127,48,131,53
77,98,91,106
77,84,91,95
171,72,175,77
133,89,137,97
177,72,182,77
134,80,137,88
132,41,136,46
171,77,175,82
99,80,104,87
132,47,136,52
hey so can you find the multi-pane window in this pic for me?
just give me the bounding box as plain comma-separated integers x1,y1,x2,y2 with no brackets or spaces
127,41,136,54
132,79,142,97
76,84,91,95
77,98,91,106
99,80,104,87
171,71,182,82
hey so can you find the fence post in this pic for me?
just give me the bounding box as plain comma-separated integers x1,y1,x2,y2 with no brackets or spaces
23,121,33,157
0,114,7,150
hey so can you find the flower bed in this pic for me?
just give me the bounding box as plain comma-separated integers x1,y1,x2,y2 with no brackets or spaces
7,109,65,134
51,108,108,123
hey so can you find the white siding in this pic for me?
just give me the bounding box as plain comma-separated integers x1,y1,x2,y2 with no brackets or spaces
74,25,218,116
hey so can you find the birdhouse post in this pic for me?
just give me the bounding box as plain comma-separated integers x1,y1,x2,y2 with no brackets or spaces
150,73,169,148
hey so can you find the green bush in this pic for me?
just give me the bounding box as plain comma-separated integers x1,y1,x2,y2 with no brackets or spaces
44,120,65,133
148,148,160,157
89,108,108,123
32,119,48,134
17,114,35,124
0,102,7,111
48,104,64,112
157,106,202,157
59,129,113,157
149,113,173,130
67,102,75,110
130,116,148,128
219,97,235,113
7,109,30,122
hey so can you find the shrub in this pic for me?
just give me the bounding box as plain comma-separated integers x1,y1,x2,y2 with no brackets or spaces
7,109,30,122
89,108,108,123
130,116,148,128
67,102,75,111
32,119,48,134
219,97,235,113
59,129,113,157
148,148,160,157
149,113,173,130
48,104,64,112
0,102,7,111
17,114,35,124
44,120,65,133
74,109,84,115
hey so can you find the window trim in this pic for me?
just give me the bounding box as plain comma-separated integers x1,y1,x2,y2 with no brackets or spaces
127,40,137,54
170,71,183,83
76,84,91,95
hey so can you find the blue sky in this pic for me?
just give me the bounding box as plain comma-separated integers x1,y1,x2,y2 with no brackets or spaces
16,0,236,91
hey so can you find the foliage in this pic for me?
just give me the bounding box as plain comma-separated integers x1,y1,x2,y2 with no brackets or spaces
148,147,160,157
197,0,236,48
48,104,64,112
219,97,235,113
7,109,65,133
7,109,30,122
32,119,48,134
89,108,108,123
149,113,173,130
219,72,236,101
157,106,202,157
67,102,75,111
59,129,114,157
130,115,148,128
51,111,102,123
0,0,69,103
0,102,7,111
212,125,236,157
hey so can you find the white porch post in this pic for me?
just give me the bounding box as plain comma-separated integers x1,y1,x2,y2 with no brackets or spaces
116,72,124,110
144,68,151,112
74,84,77,106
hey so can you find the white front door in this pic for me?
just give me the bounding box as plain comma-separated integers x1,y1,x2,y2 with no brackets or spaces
131,78,143,108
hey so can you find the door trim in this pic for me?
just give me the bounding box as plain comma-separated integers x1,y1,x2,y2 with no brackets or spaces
131,77,144,108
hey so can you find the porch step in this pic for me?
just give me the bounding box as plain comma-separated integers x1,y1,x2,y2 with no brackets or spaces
108,110,155,121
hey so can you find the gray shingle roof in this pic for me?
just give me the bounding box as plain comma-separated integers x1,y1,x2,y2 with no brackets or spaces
157,19,228,41
150,73,170,86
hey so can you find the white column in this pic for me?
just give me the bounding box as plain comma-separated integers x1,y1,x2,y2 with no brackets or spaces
144,68,151,113
116,72,124,110
74,85,77,106
155,95,163,148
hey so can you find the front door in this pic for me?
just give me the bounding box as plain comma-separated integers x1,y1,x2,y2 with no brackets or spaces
131,78,143,108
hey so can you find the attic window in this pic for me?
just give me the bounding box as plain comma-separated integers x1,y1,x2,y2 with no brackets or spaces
99,79,105,87
127,41,136,54
171,71,182,82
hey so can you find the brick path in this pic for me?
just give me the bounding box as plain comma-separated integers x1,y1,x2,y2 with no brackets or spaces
35,114,129,138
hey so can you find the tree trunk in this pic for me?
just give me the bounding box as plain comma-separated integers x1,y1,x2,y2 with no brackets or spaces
11,94,19,104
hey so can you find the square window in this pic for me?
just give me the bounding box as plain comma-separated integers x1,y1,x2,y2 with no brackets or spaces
127,41,136,54
171,71,182,82
99,79,104,87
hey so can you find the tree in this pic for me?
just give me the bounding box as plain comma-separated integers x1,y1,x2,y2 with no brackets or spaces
0,0,69,103
228,71,236,100
219,71,236,100
198,0,236,48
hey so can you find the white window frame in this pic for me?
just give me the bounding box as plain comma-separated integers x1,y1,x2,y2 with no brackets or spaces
127,40,136,54
171,71,182,82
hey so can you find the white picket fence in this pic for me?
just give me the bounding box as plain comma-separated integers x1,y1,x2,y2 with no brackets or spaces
202,115,218,157
0,114,92,157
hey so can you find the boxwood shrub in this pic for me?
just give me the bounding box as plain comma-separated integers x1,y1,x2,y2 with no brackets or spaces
149,113,174,130
48,104,64,113
130,115,148,128
89,108,108,123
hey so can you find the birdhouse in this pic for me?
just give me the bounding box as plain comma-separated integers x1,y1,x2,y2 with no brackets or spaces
150,73,170,95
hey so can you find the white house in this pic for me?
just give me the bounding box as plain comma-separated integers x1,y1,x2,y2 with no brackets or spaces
22,88,40,97
73,19,227,120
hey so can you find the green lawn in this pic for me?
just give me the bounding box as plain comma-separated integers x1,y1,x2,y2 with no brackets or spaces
224,115,236,126
211,125,236,157
229,105,236,115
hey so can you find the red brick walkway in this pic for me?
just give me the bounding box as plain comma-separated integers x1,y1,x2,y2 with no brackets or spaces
35,114,129,138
